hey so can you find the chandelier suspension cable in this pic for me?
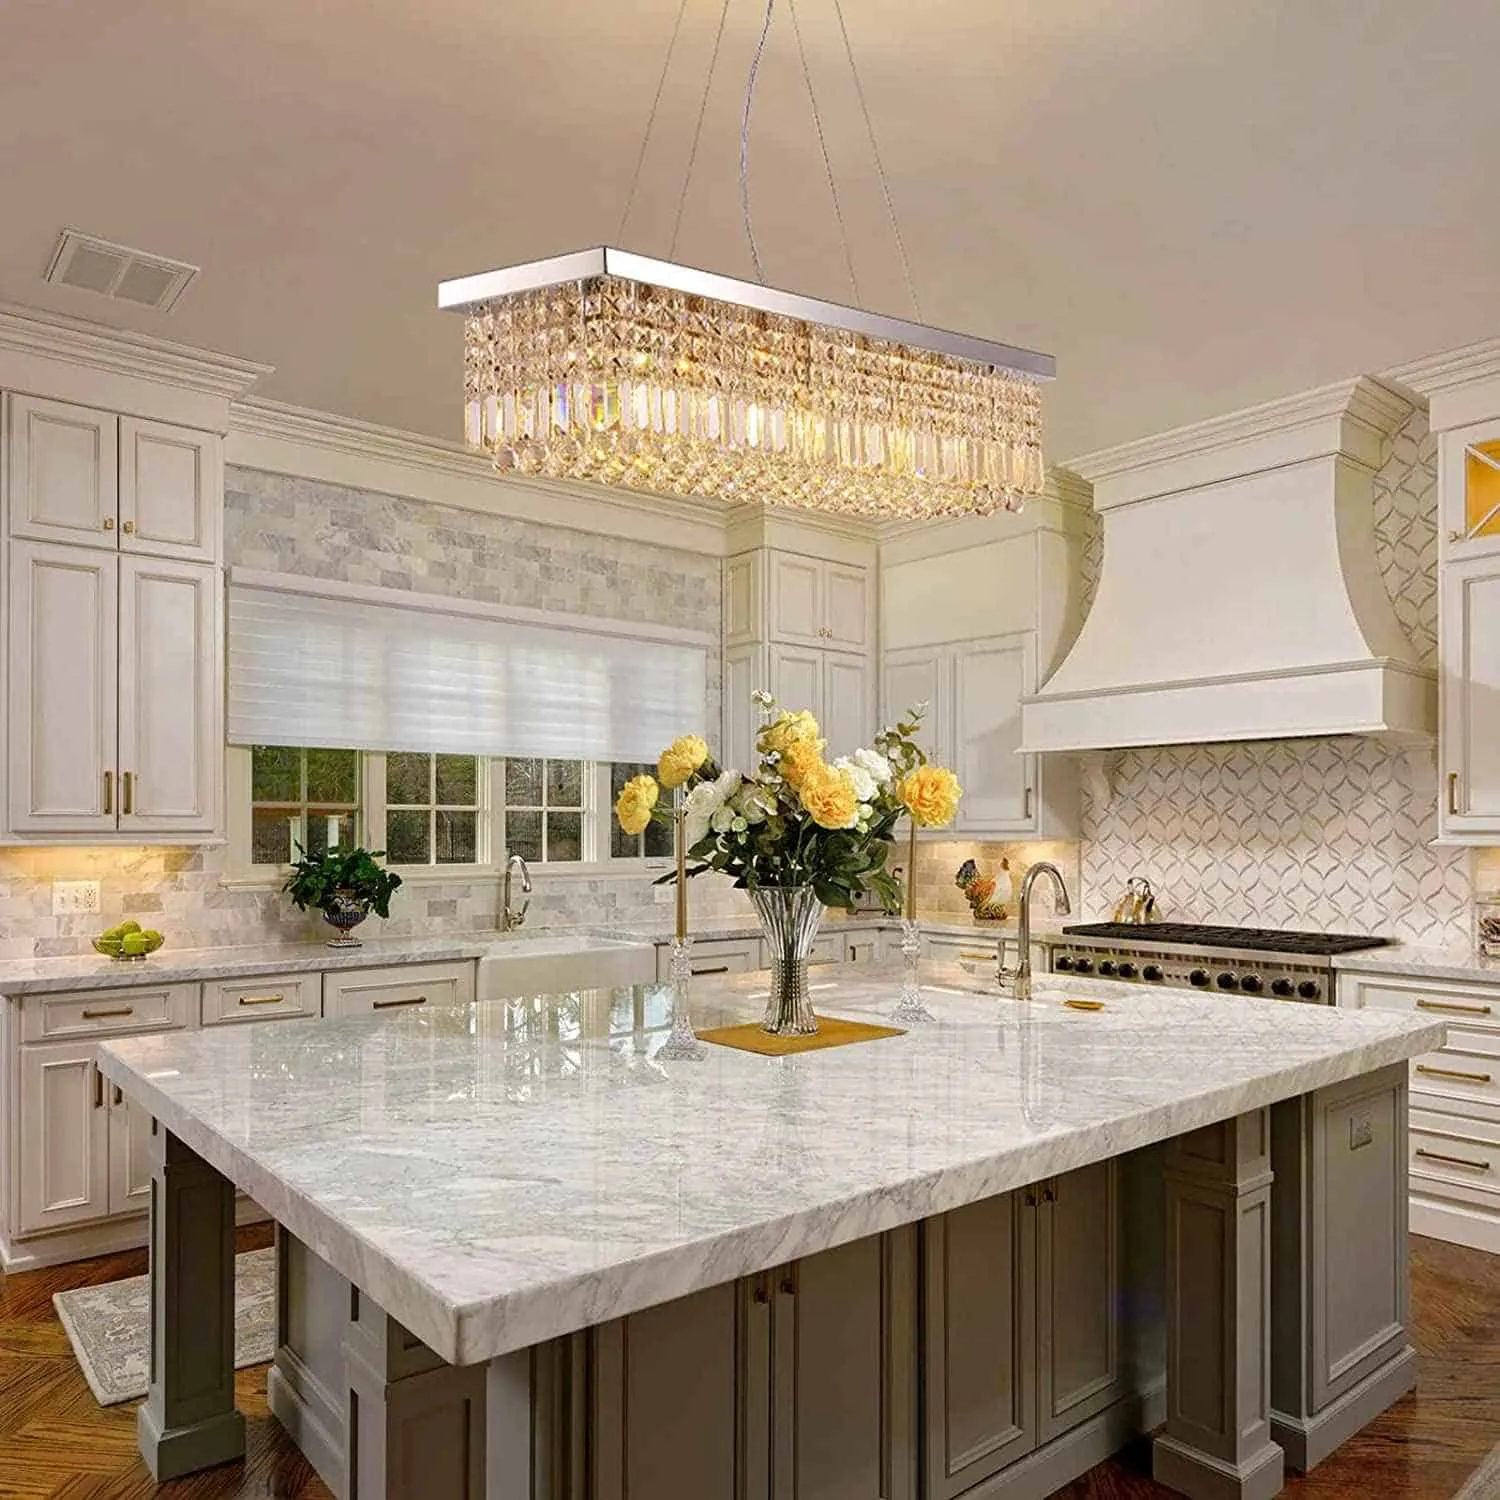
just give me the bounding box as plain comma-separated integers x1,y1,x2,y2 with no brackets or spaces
670,0,734,260
739,0,778,283
830,0,922,319
787,0,860,305
617,0,692,245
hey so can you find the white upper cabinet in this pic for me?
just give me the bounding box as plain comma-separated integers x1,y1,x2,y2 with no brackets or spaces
5,394,217,563
729,549,874,654
119,417,220,563
823,563,871,652
769,552,825,647
1440,554,1500,836
954,635,1031,830
118,557,221,834
822,653,871,760
7,541,119,835
883,647,953,767
6,394,119,549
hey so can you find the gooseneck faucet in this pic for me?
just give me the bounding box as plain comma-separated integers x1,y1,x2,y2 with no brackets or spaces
502,853,532,931
1012,862,1071,1001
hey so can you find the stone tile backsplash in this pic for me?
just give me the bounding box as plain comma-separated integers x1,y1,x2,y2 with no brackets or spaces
909,840,1082,923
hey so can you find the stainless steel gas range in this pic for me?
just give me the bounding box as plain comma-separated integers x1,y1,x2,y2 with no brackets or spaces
1048,922,1393,1005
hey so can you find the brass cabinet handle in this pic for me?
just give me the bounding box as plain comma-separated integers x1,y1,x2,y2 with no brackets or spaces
1415,1147,1491,1172
102,516,115,531
1416,1063,1493,1084
82,1004,134,1019
779,1265,798,1297
121,519,136,535
1448,772,1461,817
112,1084,123,1107
692,965,731,975
1417,999,1493,1016
122,771,133,815
1024,786,1034,820
1023,1185,1038,1207
752,1272,771,1304
103,770,113,815
1041,1179,1057,1203
93,1065,103,1110
958,949,995,961
237,993,286,1007
372,995,428,1009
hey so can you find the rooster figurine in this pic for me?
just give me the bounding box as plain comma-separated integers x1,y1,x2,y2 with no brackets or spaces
955,858,1010,922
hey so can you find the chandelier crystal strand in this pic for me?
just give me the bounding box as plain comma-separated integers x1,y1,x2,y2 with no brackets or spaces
463,274,1044,519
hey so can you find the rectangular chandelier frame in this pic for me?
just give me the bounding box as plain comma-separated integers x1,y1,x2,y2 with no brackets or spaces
440,247,1056,519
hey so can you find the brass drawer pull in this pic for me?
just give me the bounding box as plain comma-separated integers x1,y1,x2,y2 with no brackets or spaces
237,993,287,1007
1416,1063,1493,1084
958,949,995,961
372,995,428,1009
1417,999,1493,1016
82,1004,134,1020
1415,1147,1491,1172
692,965,731,975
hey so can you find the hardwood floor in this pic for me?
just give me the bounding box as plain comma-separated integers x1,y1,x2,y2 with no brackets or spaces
1,1231,1496,1498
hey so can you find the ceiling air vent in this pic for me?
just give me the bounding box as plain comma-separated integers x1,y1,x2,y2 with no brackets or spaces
43,230,198,312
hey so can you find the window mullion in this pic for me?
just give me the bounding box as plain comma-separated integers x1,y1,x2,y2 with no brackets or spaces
365,752,387,853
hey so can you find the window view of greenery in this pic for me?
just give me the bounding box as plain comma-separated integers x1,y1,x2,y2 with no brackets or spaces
503,758,585,863
250,747,360,865
386,752,480,865
610,762,675,860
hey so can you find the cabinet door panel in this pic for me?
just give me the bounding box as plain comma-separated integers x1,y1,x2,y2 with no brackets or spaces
923,1194,1036,1497
7,540,118,833
108,1090,154,1216
118,418,220,563
775,1230,917,1500
1443,558,1500,831
590,1279,764,1500
723,644,765,775
724,553,760,646
884,649,952,766
1038,1160,1123,1442
17,1044,109,1233
768,644,824,722
117,557,220,833
769,554,823,647
6,394,118,549
824,563,871,651
822,654,869,759
954,636,1032,831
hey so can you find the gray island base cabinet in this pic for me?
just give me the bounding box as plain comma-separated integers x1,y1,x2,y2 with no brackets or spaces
96,970,1440,1500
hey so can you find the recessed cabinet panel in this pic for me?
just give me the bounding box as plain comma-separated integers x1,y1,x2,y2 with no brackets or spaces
724,553,759,646
768,643,824,722
884,648,952,766
108,1091,154,1216
1442,558,1500,833
119,417,220,563
823,653,870,759
6,394,118,549
723,644,764,776
17,1044,109,1234
769,554,824,647
117,557,220,833
824,563,871,651
7,541,118,833
954,637,1031,829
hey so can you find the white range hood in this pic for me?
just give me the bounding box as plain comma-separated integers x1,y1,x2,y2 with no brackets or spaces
1019,377,1436,754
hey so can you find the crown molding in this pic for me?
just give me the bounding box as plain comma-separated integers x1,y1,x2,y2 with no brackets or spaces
0,298,270,401
1382,336,1500,398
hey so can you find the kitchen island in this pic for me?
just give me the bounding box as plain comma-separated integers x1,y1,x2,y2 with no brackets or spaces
97,964,1443,1500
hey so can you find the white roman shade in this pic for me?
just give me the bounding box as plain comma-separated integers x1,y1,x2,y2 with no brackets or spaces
227,571,710,761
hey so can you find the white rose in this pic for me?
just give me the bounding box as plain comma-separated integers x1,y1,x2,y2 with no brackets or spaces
834,756,877,804
711,806,737,834
853,748,894,785
684,811,711,849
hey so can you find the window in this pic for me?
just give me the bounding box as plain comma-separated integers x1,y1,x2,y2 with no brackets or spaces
386,753,481,865
610,762,675,861
501,758,586,864
250,746,360,865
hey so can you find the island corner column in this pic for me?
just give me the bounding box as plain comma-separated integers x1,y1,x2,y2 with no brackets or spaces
1152,1108,1286,1500
138,1124,246,1481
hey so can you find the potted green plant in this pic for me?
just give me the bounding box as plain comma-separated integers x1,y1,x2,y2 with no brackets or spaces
283,845,403,948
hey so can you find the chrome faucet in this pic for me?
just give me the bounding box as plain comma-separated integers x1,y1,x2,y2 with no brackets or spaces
1011,862,1071,1001
502,853,532,931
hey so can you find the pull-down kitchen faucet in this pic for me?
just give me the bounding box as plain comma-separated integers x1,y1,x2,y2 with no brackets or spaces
502,853,532,931
1010,862,1071,1000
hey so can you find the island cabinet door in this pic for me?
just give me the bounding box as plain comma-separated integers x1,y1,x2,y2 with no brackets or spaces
769,1228,919,1500
922,1192,1038,1497
1036,1159,1125,1443
16,1043,110,1233
587,1276,769,1500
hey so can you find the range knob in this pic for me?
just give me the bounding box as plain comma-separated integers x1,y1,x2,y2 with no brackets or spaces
1270,978,1295,997
1098,960,1117,977
1298,980,1322,1001
1240,974,1264,994
1216,972,1238,990
1142,964,1163,982
1073,957,1095,975
1117,962,1138,979
1055,954,1075,972
1190,969,1211,987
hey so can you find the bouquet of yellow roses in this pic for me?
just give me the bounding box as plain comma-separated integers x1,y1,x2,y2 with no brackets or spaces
614,692,961,913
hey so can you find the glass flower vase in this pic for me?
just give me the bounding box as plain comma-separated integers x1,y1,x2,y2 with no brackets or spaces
751,886,823,1036
657,938,707,1061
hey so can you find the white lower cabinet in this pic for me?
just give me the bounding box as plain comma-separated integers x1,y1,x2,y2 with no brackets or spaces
108,1082,154,1215
1440,554,1500,838
322,961,477,1018
16,1041,110,1234
654,938,763,982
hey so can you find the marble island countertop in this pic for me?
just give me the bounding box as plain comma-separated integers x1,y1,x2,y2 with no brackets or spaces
98,961,1444,1368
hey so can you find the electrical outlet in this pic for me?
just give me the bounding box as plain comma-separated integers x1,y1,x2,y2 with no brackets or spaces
53,880,101,916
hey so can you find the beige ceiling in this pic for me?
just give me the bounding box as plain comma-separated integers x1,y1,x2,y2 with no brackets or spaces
2,0,1497,461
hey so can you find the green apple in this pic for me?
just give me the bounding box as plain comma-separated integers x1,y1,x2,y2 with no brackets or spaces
121,933,149,957
118,920,142,936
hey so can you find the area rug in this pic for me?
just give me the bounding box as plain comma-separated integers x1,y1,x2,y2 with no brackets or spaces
1457,1438,1500,1498
53,1247,277,1407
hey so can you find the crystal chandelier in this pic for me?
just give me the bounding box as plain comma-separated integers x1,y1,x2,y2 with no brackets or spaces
440,8,1055,520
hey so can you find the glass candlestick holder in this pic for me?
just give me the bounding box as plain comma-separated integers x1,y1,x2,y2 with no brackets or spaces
891,918,935,1024
657,937,707,1060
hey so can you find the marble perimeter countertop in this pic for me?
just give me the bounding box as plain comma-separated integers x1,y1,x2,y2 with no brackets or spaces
1332,942,1500,986
98,962,1444,1368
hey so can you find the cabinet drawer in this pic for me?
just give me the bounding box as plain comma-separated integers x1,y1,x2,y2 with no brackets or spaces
1341,971,1500,1033
655,939,762,982
1407,1031,1500,1115
322,961,476,1019
23,982,194,1041
1409,1108,1500,1206
806,934,844,968
202,972,318,1026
